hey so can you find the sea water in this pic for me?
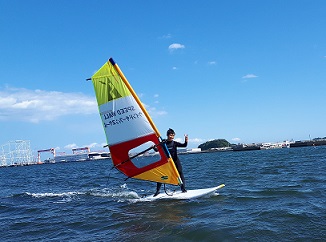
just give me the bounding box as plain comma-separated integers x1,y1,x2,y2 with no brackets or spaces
0,146,325,241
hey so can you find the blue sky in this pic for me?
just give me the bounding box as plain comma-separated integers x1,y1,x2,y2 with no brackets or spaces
1,0,325,156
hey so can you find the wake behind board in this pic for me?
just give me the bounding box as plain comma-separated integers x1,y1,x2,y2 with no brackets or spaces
142,184,225,201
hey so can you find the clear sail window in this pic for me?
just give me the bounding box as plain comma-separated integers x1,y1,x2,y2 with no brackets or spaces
129,141,162,168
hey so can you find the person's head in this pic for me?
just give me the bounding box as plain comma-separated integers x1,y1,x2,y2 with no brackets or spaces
167,128,175,140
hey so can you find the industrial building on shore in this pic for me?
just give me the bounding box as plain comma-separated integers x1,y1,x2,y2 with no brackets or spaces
0,140,110,167
1,137,326,167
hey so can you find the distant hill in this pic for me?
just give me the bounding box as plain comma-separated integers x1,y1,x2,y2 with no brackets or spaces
198,139,231,151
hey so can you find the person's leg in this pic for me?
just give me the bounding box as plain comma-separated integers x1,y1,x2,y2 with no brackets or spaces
175,159,186,192
179,171,186,192
154,182,162,196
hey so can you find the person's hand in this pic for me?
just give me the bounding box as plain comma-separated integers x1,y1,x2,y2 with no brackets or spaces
152,144,158,151
185,134,188,142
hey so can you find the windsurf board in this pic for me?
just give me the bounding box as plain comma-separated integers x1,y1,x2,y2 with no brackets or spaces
142,184,225,201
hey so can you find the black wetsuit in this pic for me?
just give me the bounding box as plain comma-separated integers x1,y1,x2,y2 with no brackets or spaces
155,139,188,194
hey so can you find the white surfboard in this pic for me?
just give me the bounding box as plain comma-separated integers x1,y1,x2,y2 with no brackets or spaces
142,184,225,201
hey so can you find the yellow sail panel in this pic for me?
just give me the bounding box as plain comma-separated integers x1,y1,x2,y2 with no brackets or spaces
133,158,182,185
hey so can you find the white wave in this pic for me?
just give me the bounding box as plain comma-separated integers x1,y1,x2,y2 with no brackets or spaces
26,191,84,198
89,188,140,199
25,187,142,203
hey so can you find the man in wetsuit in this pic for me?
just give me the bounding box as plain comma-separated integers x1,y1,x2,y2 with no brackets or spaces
154,128,188,196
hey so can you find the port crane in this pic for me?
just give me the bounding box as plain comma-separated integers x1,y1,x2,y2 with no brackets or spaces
37,148,55,163
72,147,90,154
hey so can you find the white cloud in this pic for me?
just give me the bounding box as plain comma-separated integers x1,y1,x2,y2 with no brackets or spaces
0,87,97,123
142,103,167,116
232,138,241,142
64,143,78,149
174,137,203,144
242,74,258,79
63,142,103,151
174,138,182,143
86,142,98,148
161,34,172,39
172,66,178,70
189,138,204,143
208,61,217,65
153,94,159,104
0,86,168,123
155,110,168,116
168,43,185,51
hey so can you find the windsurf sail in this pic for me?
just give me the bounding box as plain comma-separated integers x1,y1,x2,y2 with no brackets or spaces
91,58,182,186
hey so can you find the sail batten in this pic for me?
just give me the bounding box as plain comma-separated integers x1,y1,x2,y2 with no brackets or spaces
91,58,182,185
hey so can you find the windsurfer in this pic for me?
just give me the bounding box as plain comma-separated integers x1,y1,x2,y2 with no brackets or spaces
153,128,188,197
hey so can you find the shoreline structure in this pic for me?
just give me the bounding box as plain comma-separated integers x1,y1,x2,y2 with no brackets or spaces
1,138,326,167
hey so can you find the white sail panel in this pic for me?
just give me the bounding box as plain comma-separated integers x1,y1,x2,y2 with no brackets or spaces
99,95,153,145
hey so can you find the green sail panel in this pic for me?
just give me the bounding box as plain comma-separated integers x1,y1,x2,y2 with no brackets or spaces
92,62,131,106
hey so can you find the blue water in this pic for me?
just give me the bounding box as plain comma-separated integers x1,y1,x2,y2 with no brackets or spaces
1,146,325,241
